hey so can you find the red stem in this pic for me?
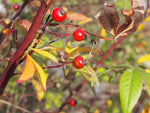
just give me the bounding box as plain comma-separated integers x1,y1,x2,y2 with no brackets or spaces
45,29,73,37
94,36,127,71
54,23,114,40
0,1,53,95
43,61,73,69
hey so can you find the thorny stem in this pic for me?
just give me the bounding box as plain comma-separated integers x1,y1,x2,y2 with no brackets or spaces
0,0,54,95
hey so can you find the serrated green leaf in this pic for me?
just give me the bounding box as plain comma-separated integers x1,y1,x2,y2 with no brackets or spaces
32,48,58,63
119,68,142,113
85,65,100,87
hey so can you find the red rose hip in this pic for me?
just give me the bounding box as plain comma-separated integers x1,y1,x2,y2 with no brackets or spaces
13,4,19,11
73,29,85,41
73,56,84,69
69,99,77,106
52,7,66,22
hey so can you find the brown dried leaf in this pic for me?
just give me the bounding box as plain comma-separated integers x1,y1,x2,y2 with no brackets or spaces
15,19,31,32
95,3,119,36
67,12,92,24
116,0,144,38
131,0,144,26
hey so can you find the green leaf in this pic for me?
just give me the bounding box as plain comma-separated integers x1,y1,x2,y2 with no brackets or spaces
10,0,23,3
85,65,100,87
142,71,150,95
119,68,142,113
32,48,58,63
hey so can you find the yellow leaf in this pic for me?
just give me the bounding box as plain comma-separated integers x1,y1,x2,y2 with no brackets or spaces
85,65,100,87
17,54,35,83
137,24,145,31
137,54,150,63
40,45,62,52
32,79,45,101
107,99,112,107
94,109,100,113
67,47,102,58
75,68,92,82
32,48,58,63
67,12,92,24
2,28,10,34
146,69,150,73
142,107,150,113
101,28,107,37
65,41,71,53
31,58,47,92
144,16,150,22
78,18,92,24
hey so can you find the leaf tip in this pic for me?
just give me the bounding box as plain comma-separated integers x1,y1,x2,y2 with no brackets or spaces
43,87,46,92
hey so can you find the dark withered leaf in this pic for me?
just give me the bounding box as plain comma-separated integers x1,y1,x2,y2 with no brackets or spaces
95,3,120,36
116,0,144,38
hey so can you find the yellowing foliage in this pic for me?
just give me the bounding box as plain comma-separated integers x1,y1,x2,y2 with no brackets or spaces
32,79,44,101
137,54,150,64
17,54,35,83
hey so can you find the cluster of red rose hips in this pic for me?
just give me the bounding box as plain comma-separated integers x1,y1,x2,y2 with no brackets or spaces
52,7,85,70
52,8,86,107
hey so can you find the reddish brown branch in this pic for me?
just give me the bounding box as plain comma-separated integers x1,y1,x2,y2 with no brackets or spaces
0,0,54,95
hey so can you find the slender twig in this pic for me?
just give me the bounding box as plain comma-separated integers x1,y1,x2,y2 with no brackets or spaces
45,29,73,37
56,80,86,112
0,0,29,38
0,29,12,49
43,61,73,69
0,99,31,113
94,36,127,71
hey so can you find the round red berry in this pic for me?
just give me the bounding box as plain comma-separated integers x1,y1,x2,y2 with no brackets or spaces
73,29,85,41
52,7,66,22
73,56,84,69
69,99,77,106
13,4,19,11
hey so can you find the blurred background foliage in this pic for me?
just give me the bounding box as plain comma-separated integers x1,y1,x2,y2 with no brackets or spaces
0,0,150,113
